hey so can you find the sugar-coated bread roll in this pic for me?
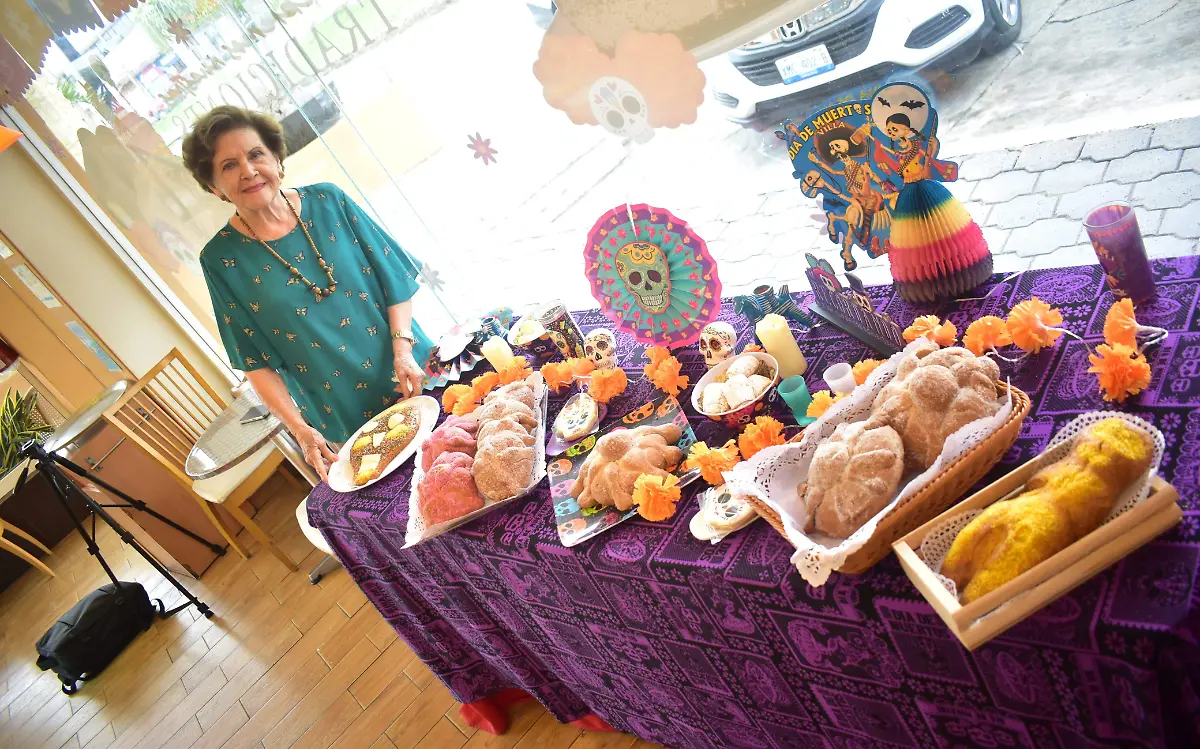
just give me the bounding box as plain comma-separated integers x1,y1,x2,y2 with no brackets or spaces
726,355,763,379
802,421,905,538
421,426,477,472
724,374,757,410
700,383,730,414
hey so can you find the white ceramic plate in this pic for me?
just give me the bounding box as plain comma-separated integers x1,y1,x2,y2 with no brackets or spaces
327,396,439,493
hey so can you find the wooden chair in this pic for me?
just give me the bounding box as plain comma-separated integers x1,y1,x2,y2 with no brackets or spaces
0,518,54,577
102,348,298,571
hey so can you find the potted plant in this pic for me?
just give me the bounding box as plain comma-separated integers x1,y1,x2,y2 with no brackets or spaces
0,390,52,495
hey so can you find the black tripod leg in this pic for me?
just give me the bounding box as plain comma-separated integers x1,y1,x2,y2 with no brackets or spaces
41,462,123,591
49,454,225,557
43,462,214,620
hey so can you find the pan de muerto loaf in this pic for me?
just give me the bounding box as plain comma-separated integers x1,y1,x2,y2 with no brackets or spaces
421,425,477,472
486,381,536,410
802,421,905,538
571,424,684,511
472,438,535,501
418,452,484,525
868,346,1002,471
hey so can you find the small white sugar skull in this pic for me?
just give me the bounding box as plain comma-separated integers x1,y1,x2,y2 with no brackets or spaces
589,77,653,144
698,322,736,369
583,328,617,370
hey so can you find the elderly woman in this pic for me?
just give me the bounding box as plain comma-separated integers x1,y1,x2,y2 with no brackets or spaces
184,106,431,481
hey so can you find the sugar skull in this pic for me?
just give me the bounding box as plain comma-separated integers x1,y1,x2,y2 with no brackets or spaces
583,328,618,370
698,321,736,369
589,77,653,144
615,241,671,314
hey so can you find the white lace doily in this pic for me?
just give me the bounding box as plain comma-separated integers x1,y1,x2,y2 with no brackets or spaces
404,373,549,547
725,340,1014,586
917,411,1165,598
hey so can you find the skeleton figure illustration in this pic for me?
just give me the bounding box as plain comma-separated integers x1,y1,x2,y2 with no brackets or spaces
804,121,896,270
872,112,958,184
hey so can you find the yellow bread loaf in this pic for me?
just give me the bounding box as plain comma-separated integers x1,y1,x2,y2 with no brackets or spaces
942,418,1152,603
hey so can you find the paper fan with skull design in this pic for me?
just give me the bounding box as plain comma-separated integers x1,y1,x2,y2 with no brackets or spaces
584,204,721,348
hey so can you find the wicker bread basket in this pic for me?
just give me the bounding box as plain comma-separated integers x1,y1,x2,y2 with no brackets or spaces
745,382,1031,574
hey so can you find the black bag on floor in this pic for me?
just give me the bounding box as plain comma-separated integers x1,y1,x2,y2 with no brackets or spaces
35,582,163,694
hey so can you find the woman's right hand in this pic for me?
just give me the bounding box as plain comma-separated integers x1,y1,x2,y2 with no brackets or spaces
294,424,338,483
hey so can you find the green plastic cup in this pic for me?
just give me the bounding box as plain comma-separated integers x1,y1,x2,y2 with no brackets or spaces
778,376,815,425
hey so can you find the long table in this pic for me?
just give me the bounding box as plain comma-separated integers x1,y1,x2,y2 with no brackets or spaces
308,258,1200,749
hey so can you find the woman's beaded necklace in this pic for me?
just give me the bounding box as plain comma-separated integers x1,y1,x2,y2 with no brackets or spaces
236,191,337,302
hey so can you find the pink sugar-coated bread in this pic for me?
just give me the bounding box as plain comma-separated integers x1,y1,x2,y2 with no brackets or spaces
442,414,479,435
417,456,484,526
421,426,477,472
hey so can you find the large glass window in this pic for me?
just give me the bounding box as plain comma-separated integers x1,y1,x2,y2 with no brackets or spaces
3,0,1195,354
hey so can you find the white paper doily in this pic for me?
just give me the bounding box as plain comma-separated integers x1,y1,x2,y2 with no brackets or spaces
917,411,1165,598
404,373,548,548
725,341,1014,586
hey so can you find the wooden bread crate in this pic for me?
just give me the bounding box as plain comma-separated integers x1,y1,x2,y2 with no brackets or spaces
747,382,1031,574
893,463,1180,650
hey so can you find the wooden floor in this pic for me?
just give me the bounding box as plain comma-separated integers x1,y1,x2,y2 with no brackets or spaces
0,474,659,749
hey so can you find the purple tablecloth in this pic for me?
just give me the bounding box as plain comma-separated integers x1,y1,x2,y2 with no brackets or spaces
309,258,1200,749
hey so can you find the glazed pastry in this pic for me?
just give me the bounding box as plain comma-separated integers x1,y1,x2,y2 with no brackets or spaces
554,393,599,441
942,418,1153,603
801,421,905,538
350,403,421,486
418,452,484,525
472,441,536,501
474,397,538,430
486,381,536,411
478,417,536,447
420,425,477,472
571,424,684,511
868,346,1001,471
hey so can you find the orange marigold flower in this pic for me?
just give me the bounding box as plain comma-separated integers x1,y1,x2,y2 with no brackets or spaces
441,384,472,414
649,355,690,395
588,367,628,403
1103,298,1139,349
566,357,596,378
738,416,786,460
962,316,1013,356
451,396,479,416
632,473,682,522
743,344,765,353
643,346,672,379
1088,343,1152,402
852,359,883,385
540,362,573,393
1007,297,1064,353
805,390,848,418
497,356,533,385
471,372,500,401
683,440,741,485
904,315,957,347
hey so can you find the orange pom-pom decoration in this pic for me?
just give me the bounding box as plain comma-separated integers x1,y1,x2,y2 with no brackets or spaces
738,416,786,460
632,473,682,522
471,372,500,402
649,355,690,396
643,346,672,380
962,316,1013,356
682,440,741,485
540,362,573,393
1103,298,1139,349
1008,297,1063,353
588,367,628,404
567,357,596,378
497,356,532,385
852,359,883,386
442,384,472,414
904,315,957,347
1088,343,1151,402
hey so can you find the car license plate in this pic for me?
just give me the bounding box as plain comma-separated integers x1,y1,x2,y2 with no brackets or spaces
775,44,834,84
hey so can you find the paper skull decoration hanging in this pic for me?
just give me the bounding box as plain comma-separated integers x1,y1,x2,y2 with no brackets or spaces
615,241,671,313
698,321,736,369
583,328,618,369
589,78,652,144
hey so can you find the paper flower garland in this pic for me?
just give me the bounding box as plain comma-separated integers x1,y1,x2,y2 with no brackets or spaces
852,359,883,385
1088,343,1152,403
1007,297,1064,353
632,473,682,521
497,356,533,385
540,362,574,393
683,440,741,485
962,316,1013,356
643,346,689,395
738,416,786,460
588,367,628,403
903,315,957,347
442,384,472,414
471,372,499,402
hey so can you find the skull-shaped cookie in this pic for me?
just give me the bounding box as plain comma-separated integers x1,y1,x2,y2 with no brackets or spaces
589,77,653,144
614,241,671,313
698,322,736,368
584,328,618,370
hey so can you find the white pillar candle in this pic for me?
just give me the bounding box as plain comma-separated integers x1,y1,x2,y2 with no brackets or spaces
755,314,807,378
481,336,515,371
